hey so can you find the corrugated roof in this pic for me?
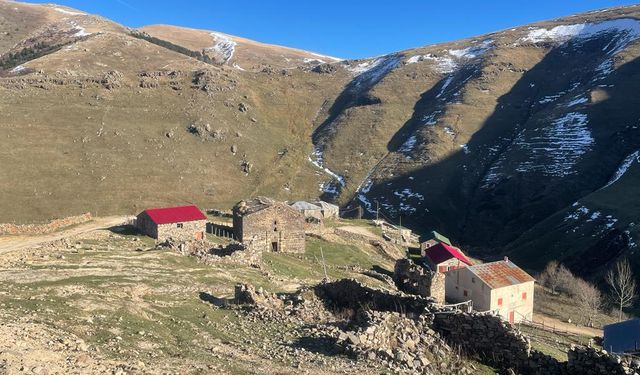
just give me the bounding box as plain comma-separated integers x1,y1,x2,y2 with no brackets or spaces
290,201,322,211
424,242,472,266
143,205,206,225
422,231,452,246
315,201,339,210
467,260,535,289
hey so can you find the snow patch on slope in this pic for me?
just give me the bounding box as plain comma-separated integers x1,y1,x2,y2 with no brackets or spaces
54,7,85,16
308,146,346,196
406,39,493,74
347,55,401,85
522,19,640,44
208,32,237,64
605,150,640,188
515,112,593,177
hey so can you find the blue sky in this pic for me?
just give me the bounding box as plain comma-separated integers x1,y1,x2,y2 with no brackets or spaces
24,0,638,59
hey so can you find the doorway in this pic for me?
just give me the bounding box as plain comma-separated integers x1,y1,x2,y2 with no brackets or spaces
509,311,515,324
271,241,279,252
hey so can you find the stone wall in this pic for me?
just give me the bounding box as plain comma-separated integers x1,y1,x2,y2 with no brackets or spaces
315,279,435,315
234,203,305,253
0,213,92,235
336,310,473,374
432,310,532,371
156,219,205,242
393,258,445,304
173,240,262,266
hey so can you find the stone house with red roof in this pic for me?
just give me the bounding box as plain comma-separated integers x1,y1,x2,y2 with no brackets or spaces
136,205,207,242
422,242,473,273
445,257,535,324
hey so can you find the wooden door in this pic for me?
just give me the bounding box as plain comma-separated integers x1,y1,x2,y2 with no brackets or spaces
196,231,203,240
509,311,515,324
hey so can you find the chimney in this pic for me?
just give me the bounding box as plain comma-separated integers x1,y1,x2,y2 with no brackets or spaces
504,256,509,262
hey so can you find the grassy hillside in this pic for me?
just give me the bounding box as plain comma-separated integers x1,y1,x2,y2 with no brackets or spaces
1,0,639,278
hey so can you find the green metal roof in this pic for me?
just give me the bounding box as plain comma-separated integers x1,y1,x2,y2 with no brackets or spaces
422,231,451,246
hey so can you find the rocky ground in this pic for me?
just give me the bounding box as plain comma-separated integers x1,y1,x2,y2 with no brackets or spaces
0,223,439,374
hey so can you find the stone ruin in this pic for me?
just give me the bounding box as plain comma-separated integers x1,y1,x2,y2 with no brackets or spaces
229,278,640,375
169,239,262,267
393,258,445,304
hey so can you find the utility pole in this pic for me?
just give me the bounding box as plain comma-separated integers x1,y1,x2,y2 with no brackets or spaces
376,200,379,221
320,247,328,281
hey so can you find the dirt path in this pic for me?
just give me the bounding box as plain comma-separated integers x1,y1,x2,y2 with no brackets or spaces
532,313,603,337
337,225,379,239
0,216,131,255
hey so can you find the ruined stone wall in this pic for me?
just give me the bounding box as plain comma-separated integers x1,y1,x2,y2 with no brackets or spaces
156,220,205,242
315,279,435,315
174,240,262,267
393,259,445,304
235,204,305,253
432,310,531,371
0,213,92,235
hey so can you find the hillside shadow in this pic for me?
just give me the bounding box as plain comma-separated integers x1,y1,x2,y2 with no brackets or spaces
358,33,640,259
312,55,400,144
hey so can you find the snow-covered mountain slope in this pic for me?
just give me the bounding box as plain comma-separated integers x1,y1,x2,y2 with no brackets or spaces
311,6,640,275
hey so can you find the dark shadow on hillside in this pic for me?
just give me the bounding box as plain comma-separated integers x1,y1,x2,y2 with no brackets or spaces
312,55,400,145
199,292,228,307
107,225,139,236
356,33,640,265
370,265,393,278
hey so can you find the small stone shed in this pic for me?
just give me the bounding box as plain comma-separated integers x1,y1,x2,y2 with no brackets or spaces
136,205,207,242
314,200,340,219
420,231,452,255
233,197,305,253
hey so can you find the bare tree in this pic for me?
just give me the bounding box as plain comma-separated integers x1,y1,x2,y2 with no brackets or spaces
574,279,603,327
539,261,577,295
606,258,638,321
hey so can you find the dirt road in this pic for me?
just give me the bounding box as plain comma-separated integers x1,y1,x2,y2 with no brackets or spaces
0,216,131,255
532,314,603,337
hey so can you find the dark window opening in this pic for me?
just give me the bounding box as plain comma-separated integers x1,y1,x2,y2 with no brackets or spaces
177,223,183,228
271,241,279,252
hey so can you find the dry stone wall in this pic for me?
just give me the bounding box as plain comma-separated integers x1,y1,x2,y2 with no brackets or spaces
432,310,531,371
394,259,445,304
0,213,92,235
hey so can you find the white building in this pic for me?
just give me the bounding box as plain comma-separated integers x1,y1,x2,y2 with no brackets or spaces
445,257,535,324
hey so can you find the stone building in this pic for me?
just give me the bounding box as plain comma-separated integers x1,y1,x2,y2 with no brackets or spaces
136,205,207,242
233,197,305,253
422,242,472,273
290,201,323,221
314,201,340,219
420,230,452,255
445,257,535,323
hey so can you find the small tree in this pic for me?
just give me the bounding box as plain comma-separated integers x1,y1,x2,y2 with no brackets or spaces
606,258,638,321
539,261,577,295
574,279,603,327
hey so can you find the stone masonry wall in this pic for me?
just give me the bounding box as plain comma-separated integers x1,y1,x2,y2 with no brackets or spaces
156,219,205,242
393,258,445,304
236,204,305,253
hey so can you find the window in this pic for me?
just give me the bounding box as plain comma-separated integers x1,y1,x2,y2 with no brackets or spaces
498,298,503,306
471,277,476,283
176,223,183,228
463,290,468,297
438,266,447,273
522,292,527,300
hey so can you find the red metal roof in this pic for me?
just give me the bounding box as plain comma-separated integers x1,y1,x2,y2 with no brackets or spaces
467,260,535,289
142,205,206,225
424,242,472,266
